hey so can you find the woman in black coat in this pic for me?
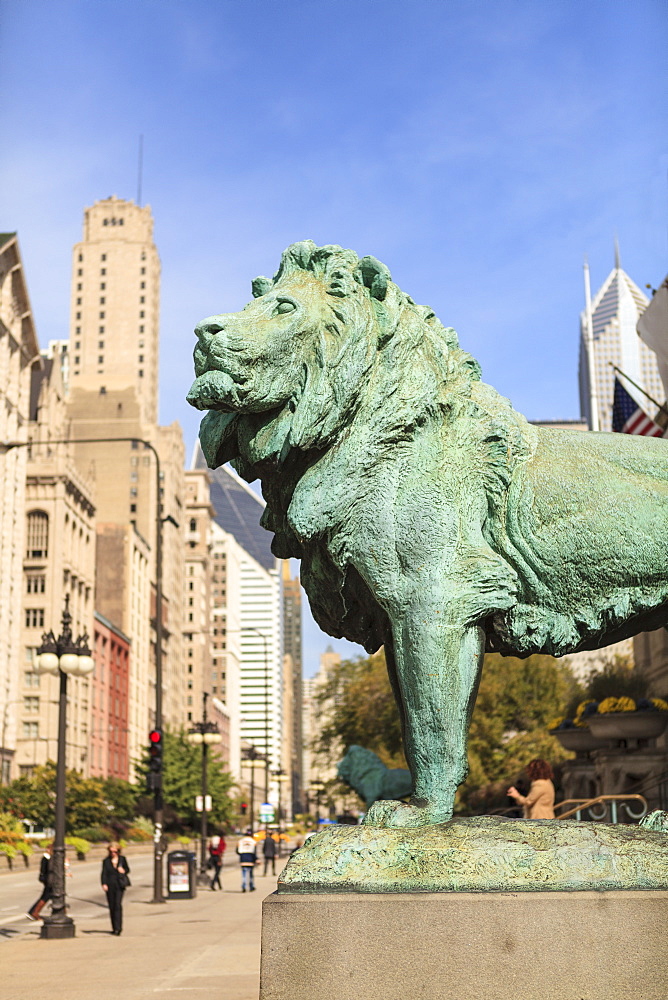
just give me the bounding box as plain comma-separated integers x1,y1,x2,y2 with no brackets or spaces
101,841,130,935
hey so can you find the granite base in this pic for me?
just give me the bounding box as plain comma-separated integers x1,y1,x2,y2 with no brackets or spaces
260,889,668,1000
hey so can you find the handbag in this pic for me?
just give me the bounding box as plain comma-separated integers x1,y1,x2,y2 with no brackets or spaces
117,869,131,889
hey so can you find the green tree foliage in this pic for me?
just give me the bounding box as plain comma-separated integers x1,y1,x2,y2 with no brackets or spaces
137,729,236,829
315,651,405,769
314,649,582,813
0,762,135,833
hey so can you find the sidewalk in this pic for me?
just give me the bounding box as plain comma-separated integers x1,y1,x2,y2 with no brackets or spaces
1,854,281,1000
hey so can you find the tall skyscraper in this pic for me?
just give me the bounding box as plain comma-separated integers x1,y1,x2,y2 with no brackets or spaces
195,447,284,786
579,250,661,432
69,197,160,424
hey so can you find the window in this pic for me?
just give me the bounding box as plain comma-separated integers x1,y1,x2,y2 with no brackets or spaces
100,282,105,290
141,267,146,274
138,355,144,363
78,254,83,262
26,510,49,558
99,326,104,334
24,670,40,688
76,312,81,320
25,608,45,629
74,356,80,365
74,340,80,349
98,356,104,364
24,696,39,713
130,504,137,514
76,297,81,305
99,312,105,320
189,518,197,532
139,311,145,319
22,722,39,739
139,326,144,333
100,297,105,305
26,574,45,594
101,268,106,275
140,281,145,289
140,296,145,304
76,283,82,291
138,369,143,378
101,254,106,261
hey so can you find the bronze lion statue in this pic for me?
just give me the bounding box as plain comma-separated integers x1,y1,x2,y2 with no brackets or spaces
187,240,668,828
337,746,413,809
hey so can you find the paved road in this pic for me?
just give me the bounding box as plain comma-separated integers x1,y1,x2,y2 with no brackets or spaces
0,849,283,1000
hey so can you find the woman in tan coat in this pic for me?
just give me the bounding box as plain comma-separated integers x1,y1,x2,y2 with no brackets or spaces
507,759,555,818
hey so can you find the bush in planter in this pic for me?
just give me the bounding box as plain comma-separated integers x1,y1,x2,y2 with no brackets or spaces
598,696,638,714
65,836,91,859
73,825,111,843
125,825,152,842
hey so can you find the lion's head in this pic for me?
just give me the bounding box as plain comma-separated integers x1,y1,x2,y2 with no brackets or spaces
187,240,479,470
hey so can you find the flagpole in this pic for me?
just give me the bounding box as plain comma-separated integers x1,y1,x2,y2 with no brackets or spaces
609,362,668,419
583,258,600,431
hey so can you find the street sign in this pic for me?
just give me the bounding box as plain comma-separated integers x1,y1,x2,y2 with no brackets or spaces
259,802,275,823
195,794,212,812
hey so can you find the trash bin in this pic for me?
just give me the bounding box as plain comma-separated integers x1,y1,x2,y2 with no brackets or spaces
166,850,197,899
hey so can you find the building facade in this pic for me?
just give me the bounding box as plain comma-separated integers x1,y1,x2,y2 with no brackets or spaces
282,562,303,815
579,253,661,432
90,613,130,779
0,234,40,783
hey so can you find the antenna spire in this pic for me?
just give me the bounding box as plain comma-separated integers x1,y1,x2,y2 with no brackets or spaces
137,134,144,206
614,235,621,270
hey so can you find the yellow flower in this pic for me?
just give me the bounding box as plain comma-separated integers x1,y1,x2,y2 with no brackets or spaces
651,698,668,712
598,696,636,714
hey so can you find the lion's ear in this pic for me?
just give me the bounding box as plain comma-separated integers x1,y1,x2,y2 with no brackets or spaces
252,276,273,298
356,255,391,301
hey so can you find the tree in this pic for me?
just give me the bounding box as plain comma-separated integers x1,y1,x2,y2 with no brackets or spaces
0,762,128,833
137,729,236,830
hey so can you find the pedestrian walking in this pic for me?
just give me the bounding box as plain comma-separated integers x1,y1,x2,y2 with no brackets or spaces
101,841,131,935
26,843,53,921
262,829,278,876
507,759,556,819
236,829,257,892
208,834,226,890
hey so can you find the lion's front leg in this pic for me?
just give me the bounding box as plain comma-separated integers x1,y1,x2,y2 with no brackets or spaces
364,606,485,828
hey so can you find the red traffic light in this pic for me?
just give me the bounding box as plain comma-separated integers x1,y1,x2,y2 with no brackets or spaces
149,729,162,743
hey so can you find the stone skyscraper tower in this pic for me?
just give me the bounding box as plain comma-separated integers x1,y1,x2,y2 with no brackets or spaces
69,196,160,424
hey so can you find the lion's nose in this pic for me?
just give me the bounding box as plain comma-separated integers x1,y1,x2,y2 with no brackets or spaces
194,315,226,346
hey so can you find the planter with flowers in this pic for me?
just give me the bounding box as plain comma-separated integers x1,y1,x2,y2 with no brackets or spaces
587,697,668,742
549,701,611,754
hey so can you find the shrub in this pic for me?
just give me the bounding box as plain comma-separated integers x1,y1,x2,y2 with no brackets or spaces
73,825,111,843
65,836,91,857
125,826,152,842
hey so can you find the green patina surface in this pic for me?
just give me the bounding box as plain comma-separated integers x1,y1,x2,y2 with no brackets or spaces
187,241,668,838
278,817,668,893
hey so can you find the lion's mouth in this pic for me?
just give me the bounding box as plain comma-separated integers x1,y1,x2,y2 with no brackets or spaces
186,370,249,412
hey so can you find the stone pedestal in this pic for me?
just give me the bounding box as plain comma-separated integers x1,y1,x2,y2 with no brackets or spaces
260,890,668,1000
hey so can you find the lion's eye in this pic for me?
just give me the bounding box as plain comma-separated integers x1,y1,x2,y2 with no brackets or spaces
276,300,296,315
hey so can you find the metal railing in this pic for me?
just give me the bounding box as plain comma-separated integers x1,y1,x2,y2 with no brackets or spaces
555,794,648,823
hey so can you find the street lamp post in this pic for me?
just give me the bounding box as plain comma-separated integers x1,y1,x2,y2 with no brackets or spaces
34,595,94,939
1,436,169,903
273,769,289,854
310,780,325,827
242,745,264,834
187,692,221,883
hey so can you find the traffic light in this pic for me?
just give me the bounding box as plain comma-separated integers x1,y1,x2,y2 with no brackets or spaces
240,802,248,815
148,729,162,773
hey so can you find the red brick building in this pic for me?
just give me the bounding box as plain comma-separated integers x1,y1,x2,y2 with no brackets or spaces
90,612,130,779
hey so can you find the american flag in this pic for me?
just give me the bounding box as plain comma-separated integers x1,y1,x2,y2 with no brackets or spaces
612,378,664,437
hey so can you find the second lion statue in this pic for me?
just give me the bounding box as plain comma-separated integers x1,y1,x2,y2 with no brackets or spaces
187,240,668,828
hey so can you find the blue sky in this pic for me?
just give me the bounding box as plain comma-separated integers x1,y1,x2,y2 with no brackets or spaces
1,0,667,674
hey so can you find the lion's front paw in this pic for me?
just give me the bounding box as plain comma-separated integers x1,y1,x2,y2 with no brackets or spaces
363,799,452,828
